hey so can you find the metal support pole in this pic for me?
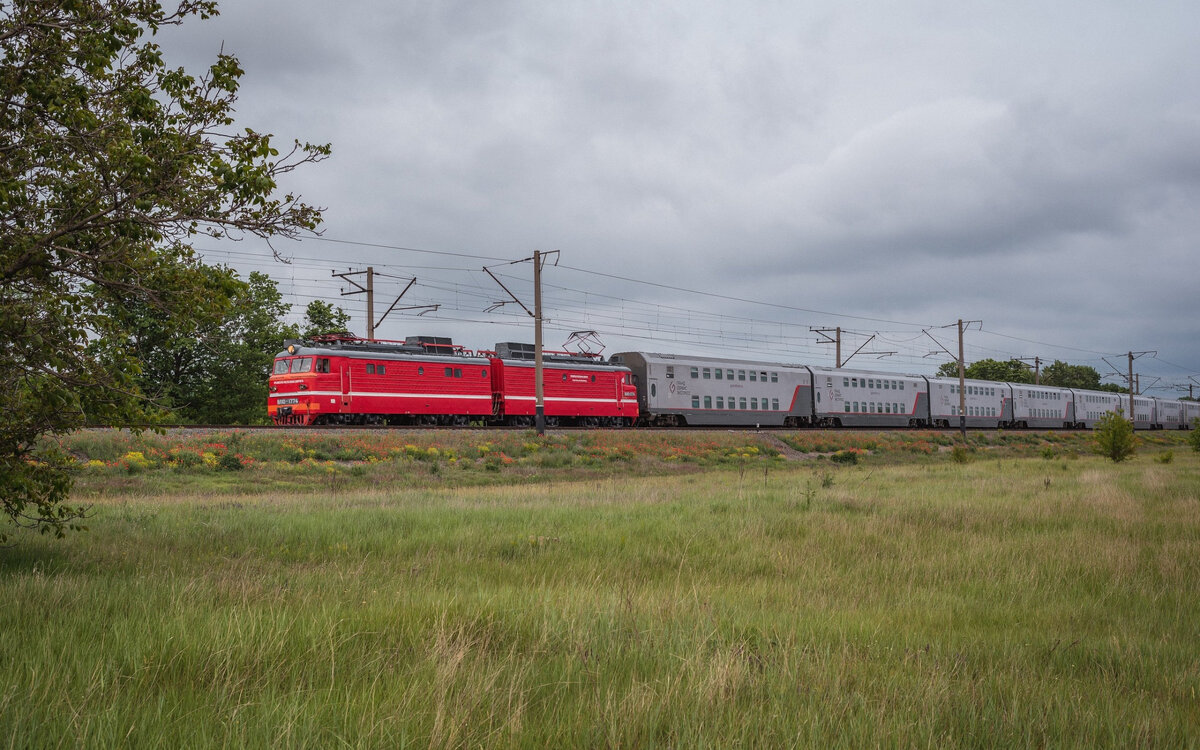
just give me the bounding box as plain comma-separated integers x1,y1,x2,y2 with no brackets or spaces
365,266,375,341
958,319,967,439
1128,352,1134,421
835,327,842,368
534,251,545,436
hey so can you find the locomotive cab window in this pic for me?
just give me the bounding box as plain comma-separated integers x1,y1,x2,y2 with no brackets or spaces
273,359,290,375
289,357,312,374
377,365,386,375
366,364,375,374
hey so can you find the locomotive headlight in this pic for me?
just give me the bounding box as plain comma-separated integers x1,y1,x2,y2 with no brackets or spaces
287,344,296,354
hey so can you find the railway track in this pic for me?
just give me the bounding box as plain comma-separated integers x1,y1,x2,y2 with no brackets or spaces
96,423,1100,435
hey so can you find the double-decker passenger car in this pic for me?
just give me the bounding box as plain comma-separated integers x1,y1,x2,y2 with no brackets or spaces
609,352,813,426
810,367,928,427
927,377,1010,428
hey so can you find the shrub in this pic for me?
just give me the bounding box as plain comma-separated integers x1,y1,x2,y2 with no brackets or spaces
1094,409,1136,463
1190,419,1200,452
1156,451,1174,465
217,451,246,471
950,444,971,464
829,450,858,465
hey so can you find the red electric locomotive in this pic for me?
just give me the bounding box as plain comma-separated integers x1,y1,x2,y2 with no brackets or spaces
268,335,638,426
486,343,638,427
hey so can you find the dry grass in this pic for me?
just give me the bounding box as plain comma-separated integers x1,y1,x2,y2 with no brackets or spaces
2,447,1198,747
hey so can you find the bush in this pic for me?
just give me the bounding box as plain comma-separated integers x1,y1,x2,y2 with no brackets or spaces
1156,451,1174,465
1094,409,1136,463
217,451,246,471
1190,419,1200,452
829,450,858,465
950,444,971,464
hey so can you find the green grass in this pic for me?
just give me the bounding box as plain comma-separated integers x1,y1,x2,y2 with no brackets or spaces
3,433,1199,747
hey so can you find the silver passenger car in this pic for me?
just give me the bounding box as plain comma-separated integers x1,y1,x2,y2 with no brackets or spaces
927,377,1010,428
610,352,813,426
809,367,928,427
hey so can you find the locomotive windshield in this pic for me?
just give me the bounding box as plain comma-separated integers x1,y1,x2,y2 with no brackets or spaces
273,357,313,375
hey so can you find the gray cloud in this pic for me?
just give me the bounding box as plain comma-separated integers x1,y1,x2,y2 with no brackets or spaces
162,0,1200,387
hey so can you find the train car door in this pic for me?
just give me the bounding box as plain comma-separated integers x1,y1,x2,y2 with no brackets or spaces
340,361,352,410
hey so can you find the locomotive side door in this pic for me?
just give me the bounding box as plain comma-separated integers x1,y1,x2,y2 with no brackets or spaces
340,361,351,411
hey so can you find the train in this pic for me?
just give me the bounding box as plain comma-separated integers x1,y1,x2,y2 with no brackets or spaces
268,335,1199,430
268,335,638,427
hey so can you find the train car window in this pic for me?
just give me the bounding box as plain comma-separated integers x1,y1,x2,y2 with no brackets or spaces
771,373,778,383
702,368,711,379
666,366,674,379
773,398,780,410
290,358,312,374
714,369,723,380
591,375,596,382
690,367,698,378
739,398,747,410
482,369,488,377
759,371,767,382
843,378,849,387
704,396,712,408
454,369,462,378
418,366,424,375
650,383,656,397
727,370,734,380
445,367,453,377
692,396,700,408
749,371,757,382
739,370,746,381
716,397,724,409
853,401,859,412
366,364,375,374
273,359,290,375
377,365,386,375
900,382,905,390
845,402,851,412
884,403,891,413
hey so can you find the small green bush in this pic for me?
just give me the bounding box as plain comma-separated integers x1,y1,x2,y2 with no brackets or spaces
950,444,971,464
1156,451,1174,465
1094,409,1136,463
217,451,245,471
1189,419,1200,452
830,450,858,465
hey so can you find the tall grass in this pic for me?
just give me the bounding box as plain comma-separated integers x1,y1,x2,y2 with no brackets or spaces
2,451,1198,746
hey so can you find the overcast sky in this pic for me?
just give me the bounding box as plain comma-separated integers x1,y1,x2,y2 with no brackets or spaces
163,1,1199,394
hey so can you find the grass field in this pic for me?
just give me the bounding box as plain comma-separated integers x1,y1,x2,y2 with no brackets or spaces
2,430,1198,747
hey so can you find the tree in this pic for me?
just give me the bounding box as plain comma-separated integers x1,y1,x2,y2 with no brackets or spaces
936,359,1034,383
1,1,328,539
1041,360,1102,389
90,269,298,424
301,299,352,338
1094,408,1137,463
